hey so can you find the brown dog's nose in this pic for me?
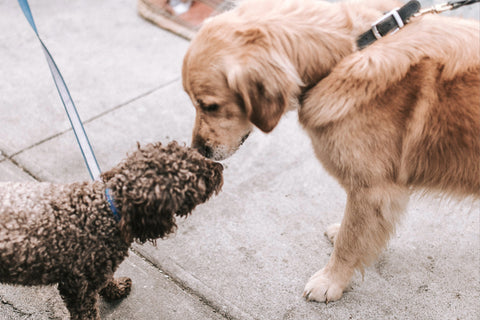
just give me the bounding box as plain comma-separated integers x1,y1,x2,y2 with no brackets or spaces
192,136,213,158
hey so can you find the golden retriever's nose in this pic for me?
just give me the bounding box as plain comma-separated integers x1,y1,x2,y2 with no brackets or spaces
192,136,213,158
198,145,213,158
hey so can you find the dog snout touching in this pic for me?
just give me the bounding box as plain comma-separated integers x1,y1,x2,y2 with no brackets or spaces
198,144,213,158
192,136,213,158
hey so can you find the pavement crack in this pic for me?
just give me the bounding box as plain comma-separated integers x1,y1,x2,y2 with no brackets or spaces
85,77,180,124
8,77,180,162
130,248,239,320
0,295,34,317
2,156,41,182
9,130,71,160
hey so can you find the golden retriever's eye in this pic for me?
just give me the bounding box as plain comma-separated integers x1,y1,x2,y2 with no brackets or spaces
201,103,220,112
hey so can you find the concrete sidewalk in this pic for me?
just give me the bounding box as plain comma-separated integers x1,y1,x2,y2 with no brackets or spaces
0,0,478,319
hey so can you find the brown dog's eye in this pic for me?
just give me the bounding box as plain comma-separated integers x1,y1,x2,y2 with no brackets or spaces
201,103,220,112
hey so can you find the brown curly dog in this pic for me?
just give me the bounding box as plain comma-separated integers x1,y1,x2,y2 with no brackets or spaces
0,141,223,320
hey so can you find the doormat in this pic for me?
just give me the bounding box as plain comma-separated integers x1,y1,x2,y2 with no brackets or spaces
138,0,235,40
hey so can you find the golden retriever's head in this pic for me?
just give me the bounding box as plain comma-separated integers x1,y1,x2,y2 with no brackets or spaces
182,10,302,160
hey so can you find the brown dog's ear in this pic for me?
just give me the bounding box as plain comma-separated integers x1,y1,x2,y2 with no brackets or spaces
226,28,302,133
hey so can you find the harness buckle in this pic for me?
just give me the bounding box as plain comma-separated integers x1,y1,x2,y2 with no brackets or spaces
371,8,404,40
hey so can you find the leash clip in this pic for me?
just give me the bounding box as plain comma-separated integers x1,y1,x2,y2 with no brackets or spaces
414,3,454,17
371,8,404,40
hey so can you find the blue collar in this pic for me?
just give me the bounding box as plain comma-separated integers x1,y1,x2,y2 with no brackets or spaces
105,188,121,223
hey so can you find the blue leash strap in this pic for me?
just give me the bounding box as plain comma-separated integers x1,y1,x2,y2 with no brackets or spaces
17,0,101,181
105,188,122,223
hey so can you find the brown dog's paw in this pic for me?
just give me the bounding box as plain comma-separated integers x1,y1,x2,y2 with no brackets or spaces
100,277,132,301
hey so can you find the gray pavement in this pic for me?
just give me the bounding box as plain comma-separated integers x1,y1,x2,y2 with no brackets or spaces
0,0,479,319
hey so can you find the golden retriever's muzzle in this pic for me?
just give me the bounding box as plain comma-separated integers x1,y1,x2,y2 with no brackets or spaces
192,131,251,160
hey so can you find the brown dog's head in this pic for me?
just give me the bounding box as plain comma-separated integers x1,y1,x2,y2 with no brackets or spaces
102,142,223,244
182,7,303,160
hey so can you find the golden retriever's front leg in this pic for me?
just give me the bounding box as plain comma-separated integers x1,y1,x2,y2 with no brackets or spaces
325,223,341,244
303,185,408,302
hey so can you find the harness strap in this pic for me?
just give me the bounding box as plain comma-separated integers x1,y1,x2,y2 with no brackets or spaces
357,0,421,50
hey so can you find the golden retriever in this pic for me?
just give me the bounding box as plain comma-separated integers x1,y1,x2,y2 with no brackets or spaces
182,0,480,303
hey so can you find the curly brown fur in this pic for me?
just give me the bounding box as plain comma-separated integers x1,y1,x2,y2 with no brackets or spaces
0,141,223,320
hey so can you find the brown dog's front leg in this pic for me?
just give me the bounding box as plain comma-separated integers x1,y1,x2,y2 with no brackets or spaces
100,276,133,301
303,184,408,302
58,279,101,320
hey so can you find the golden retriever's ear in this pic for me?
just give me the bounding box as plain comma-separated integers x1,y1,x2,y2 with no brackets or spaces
233,70,288,133
226,28,302,133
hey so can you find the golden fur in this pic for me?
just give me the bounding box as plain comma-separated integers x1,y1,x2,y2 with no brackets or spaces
182,0,480,302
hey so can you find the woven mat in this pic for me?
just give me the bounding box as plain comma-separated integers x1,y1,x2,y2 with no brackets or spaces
138,0,235,40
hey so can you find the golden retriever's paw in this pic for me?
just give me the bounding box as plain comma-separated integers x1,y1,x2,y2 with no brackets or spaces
303,268,345,303
325,223,340,244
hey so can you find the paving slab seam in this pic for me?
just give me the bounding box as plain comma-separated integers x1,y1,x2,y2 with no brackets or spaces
8,77,181,163
130,247,251,320
9,130,67,163
86,77,181,124
0,295,34,318
0,154,40,182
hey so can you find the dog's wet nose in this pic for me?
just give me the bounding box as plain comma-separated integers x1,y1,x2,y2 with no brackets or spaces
192,137,213,158
198,145,213,158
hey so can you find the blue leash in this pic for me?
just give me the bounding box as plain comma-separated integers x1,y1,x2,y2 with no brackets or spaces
17,0,101,181
17,0,121,222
